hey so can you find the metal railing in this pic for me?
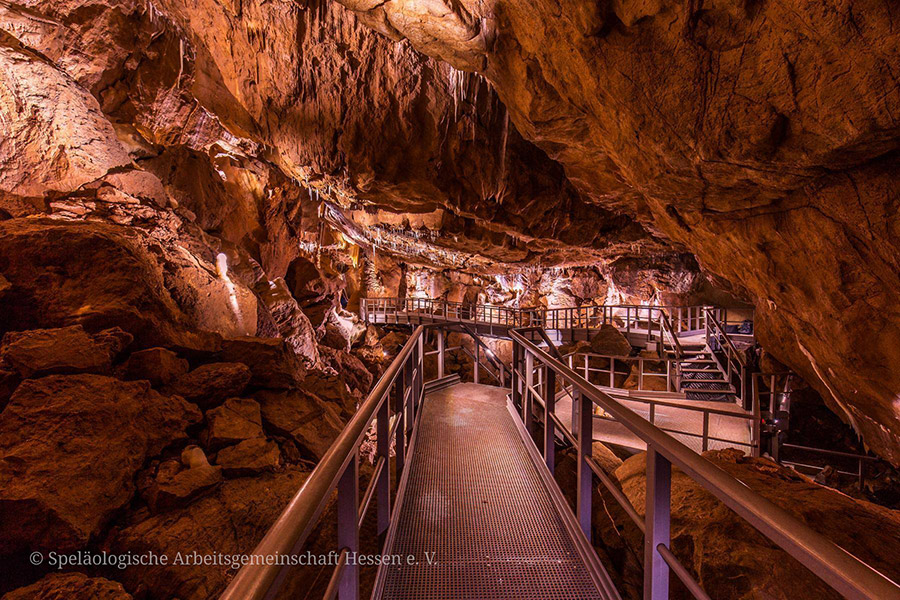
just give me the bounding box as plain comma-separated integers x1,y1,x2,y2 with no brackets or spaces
561,351,757,453
703,307,749,403
362,298,743,341
220,325,426,600
509,327,900,600
219,322,510,600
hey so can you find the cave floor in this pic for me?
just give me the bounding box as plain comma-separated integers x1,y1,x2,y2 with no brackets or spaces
377,383,613,600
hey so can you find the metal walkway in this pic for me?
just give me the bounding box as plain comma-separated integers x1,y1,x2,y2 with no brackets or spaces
375,383,614,600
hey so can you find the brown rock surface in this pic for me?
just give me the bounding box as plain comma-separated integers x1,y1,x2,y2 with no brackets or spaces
204,398,264,448
589,325,633,357
122,347,190,387
166,363,251,409
0,374,201,553
0,572,133,600
256,388,344,461
215,438,282,477
219,337,306,389
109,467,311,600
0,325,122,378
616,449,900,599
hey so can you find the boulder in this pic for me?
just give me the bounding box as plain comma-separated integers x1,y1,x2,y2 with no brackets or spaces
203,398,264,448
166,363,251,409
1,573,133,600
215,438,282,477
0,325,130,378
319,346,374,396
303,370,362,420
615,449,900,599
219,337,305,389
589,324,633,357
286,256,342,329
0,374,202,553
147,447,223,513
254,277,320,366
0,219,209,351
121,347,190,387
109,468,313,600
256,389,344,461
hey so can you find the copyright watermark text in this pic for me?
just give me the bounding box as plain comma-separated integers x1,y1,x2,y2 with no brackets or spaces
29,550,433,570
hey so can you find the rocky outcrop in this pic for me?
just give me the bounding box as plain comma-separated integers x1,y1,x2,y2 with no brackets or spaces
0,374,201,553
219,337,306,389
0,325,130,378
1,572,133,600
256,388,344,461
146,447,223,513
615,450,900,599
109,467,311,600
215,438,282,477
166,363,251,409
203,398,265,449
121,347,190,387
589,325,634,357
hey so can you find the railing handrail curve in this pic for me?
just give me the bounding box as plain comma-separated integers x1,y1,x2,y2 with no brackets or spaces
219,325,427,600
510,327,900,600
704,307,746,367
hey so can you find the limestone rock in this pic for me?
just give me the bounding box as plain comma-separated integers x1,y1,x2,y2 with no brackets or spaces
0,219,209,351
166,363,251,409
0,572,133,600
256,389,344,461
615,450,900,599
147,453,223,513
219,337,305,389
203,398,264,449
319,346,375,397
109,468,312,600
254,277,320,365
589,325,633,357
215,438,281,477
122,347,190,387
0,374,202,553
0,325,126,379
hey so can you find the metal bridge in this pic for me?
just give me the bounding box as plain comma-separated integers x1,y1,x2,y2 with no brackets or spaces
220,315,900,600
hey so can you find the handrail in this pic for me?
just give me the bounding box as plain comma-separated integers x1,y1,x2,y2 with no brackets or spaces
704,307,745,367
659,311,684,360
510,327,900,600
220,326,427,600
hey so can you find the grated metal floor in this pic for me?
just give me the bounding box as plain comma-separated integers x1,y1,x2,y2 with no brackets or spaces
378,383,608,600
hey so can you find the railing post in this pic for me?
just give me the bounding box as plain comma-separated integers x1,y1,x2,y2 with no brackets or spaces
644,447,671,600
702,412,710,452
511,343,521,410
576,390,592,542
436,329,445,379
524,351,534,432
376,396,390,535
545,368,556,474
337,452,359,600
394,377,405,476
474,342,480,384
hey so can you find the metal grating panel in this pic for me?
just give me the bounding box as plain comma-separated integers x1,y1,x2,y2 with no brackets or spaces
379,383,607,600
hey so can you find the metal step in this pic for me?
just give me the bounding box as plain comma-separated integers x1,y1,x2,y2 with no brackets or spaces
423,373,461,394
681,387,735,394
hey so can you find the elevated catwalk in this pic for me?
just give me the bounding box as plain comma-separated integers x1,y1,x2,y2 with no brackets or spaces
376,383,617,600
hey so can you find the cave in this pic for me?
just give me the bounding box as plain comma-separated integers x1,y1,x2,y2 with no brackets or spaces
1,1,899,599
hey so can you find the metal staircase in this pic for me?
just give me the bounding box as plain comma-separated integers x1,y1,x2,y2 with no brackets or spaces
675,343,736,401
